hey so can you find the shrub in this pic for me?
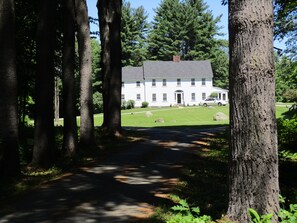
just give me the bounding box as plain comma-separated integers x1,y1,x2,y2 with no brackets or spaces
126,100,135,109
121,100,127,110
141,101,149,108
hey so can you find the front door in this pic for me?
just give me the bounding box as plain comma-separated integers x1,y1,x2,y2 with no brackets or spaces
177,93,182,104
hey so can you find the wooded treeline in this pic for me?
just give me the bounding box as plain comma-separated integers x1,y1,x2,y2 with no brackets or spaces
0,0,296,222
0,0,230,174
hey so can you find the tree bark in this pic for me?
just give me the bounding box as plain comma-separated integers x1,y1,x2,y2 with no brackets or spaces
0,0,20,177
31,0,56,168
62,0,78,156
227,0,279,222
74,0,95,147
97,0,122,136
54,77,60,121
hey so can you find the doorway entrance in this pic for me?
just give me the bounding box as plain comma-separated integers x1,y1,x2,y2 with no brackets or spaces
175,90,184,105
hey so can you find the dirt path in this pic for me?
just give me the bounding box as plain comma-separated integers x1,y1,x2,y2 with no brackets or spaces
0,127,226,223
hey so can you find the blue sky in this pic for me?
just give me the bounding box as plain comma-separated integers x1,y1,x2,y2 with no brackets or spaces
86,0,285,49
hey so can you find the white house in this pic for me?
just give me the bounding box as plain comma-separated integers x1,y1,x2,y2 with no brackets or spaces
121,57,228,107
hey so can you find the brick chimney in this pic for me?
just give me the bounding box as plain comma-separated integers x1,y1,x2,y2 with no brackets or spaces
173,55,180,62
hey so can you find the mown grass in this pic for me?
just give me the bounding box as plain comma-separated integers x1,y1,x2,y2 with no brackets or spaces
92,105,288,127
53,105,290,127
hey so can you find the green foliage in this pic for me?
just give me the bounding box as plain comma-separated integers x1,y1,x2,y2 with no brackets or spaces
167,199,212,223
121,100,135,110
91,39,101,90
279,150,297,161
248,209,273,223
211,42,229,89
93,92,103,114
141,101,149,108
247,202,297,223
210,92,218,98
126,100,135,109
121,100,127,110
121,1,149,66
277,116,297,152
279,204,297,223
275,56,297,102
283,89,297,103
147,0,183,61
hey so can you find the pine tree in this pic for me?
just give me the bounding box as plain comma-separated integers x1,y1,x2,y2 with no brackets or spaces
148,0,222,61
148,0,183,60
121,1,149,66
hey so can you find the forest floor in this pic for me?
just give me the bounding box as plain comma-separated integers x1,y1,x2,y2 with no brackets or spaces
0,126,227,223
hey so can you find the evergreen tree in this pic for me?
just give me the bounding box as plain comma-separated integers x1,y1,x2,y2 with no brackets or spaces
148,0,221,61
148,0,183,61
121,1,149,66
210,40,229,89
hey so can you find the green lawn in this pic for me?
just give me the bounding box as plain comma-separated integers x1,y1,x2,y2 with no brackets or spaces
54,104,290,127
91,105,290,127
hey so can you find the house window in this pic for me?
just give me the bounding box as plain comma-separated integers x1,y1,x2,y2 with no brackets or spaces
191,93,196,101
202,93,206,100
191,78,195,86
121,94,125,100
122,82,125,87
177,78,181,86
202,78,206,86
163,79,167,87
152,79,156,87
152,93,156,102
163,93,167,102
137,94,141,100
136,81,140,87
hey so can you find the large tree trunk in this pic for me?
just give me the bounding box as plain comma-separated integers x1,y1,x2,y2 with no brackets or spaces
97,0,122,136
74,0,95,147
0,0,20,177
31,0,56,168
62,0,78,156
227,0,279,222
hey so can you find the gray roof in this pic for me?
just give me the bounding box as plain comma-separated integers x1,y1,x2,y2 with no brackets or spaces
143,60,213,79
122,60,213,81
122,66,143,81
